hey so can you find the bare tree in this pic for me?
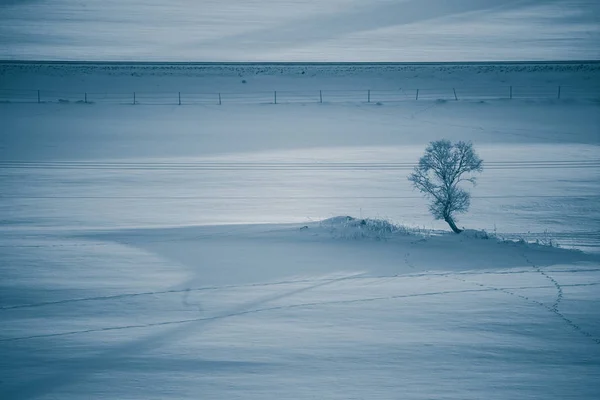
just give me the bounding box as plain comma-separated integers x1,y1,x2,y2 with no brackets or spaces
408,140,483,233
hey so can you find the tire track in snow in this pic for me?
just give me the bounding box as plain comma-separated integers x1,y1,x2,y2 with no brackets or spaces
0,276,346,311
2,282,599,343
0,272,367,400
2,268,599,311
0,276,379,310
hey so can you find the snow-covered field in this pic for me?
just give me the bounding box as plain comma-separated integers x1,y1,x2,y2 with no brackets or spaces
1,63,600,399
1,0,599,61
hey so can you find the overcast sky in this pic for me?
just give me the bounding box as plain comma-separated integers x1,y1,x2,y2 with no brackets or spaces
0,0,598,61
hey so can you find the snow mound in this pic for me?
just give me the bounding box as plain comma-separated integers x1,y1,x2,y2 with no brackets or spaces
459,229,566,251
320,216,413,240
460,229,492,240
320,220,566,250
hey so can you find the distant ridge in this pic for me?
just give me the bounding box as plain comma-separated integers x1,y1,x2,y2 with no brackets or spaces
1,60,600,66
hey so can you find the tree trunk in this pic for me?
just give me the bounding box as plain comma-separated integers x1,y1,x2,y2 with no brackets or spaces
445,216,463,234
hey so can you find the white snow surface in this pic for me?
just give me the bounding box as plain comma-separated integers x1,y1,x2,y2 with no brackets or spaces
1,63,600,398
2,222,600,399
0,0,599,61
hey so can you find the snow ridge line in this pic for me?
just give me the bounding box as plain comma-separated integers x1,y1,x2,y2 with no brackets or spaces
0,284,585,343
4,61,600,66
355,251,418,287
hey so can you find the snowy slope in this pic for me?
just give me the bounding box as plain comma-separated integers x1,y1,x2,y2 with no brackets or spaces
2,222,600,399
1,63,600,399
0,0,599,61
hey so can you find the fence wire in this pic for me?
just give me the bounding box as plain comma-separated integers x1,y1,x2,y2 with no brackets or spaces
0,85,598,105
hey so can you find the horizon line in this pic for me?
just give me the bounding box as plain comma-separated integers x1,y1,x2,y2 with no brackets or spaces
1,60,600,66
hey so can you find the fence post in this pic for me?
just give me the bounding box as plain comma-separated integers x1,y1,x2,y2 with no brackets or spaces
178,92,181,105
274,91,277,104
37,90,40,103
319,90,322,103
557,85,561,99
453,88,458,101
218,93,222,105
133,92,136,105
85,92,87,104
415,89,419,100
510,86,513,99
368,90,371,103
